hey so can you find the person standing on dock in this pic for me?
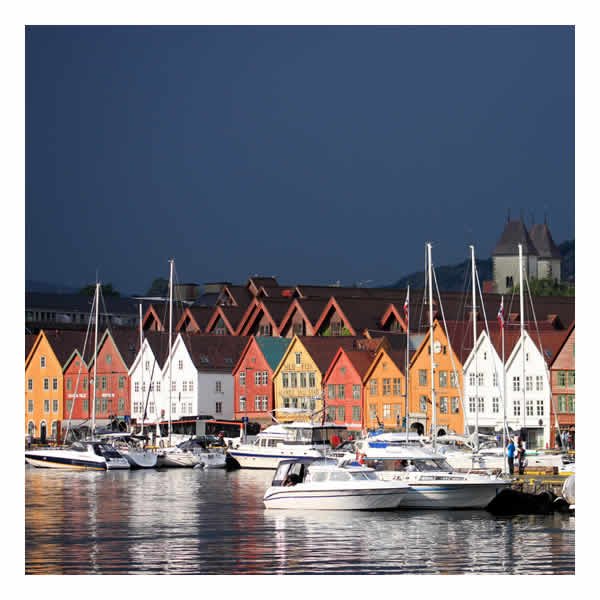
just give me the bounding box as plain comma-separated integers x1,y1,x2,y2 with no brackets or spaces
517,441,526,475
507,438,515,475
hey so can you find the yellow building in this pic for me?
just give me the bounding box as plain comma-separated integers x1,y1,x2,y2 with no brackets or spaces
363,347,408,431
272,336,358,422
408,320,464,436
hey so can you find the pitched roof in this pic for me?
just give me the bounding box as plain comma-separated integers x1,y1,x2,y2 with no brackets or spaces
492,220,538,256
256,337,292,371
529,223,562,259
180,334,249,371
298,336,361,374
343,349,377,379
42,330,92,366
25,333,37,360
178,306,214,332
108,329,144,369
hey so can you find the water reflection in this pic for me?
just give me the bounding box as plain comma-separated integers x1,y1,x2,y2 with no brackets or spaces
25,466,574,575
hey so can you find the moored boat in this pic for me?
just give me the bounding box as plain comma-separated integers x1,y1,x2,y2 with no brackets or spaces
263,458,410,510
25,440,130,471
100,433,158,469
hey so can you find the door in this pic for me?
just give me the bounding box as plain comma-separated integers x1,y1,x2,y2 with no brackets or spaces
40,421,47,444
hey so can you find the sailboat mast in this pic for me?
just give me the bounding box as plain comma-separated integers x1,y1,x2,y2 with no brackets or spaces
501,295,507,473
405,285,410,443
139,303,144,436
470,245,479,451
91,282,100,437
427,243,436,451
168,258,174,447
519,244,526,440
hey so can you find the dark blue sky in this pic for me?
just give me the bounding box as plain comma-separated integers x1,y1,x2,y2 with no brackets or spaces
25,25,574,294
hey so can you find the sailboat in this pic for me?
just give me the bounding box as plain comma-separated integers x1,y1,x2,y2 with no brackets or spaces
347,243,511,508
25,283,130,470
155,259,202,468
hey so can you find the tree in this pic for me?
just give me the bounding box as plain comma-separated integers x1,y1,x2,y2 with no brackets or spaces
79,283,121,297
514,278,575,297
145,277,169,297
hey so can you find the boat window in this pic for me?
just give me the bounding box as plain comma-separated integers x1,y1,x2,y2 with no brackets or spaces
328,471,351,481
272,463,291,486
414,459,442,472
349,471,377,480
268,439,278,447
306,471,328,482
434,459,453,471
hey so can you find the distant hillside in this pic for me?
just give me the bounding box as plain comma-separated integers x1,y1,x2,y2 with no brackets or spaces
390,240,575,291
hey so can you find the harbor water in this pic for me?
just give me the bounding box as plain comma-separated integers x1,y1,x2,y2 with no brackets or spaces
25,465,575,575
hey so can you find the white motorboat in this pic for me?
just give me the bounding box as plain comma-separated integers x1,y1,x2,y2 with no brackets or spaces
228,421,347,469
263,458,410,510
350,435,511,509
100,433,158,469
176,438,227,469
25,440,130,471
156,442,203,468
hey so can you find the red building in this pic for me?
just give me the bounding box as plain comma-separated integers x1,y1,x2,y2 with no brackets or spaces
63,349,91,427
322,344,384,431
233,336,291,426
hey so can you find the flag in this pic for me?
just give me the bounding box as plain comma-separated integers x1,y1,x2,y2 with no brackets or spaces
497,297,504,329
403,289,409,322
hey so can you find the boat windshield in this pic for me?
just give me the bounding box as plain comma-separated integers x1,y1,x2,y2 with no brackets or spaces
284,426,345,444
365,458,453,472
349,471,378,480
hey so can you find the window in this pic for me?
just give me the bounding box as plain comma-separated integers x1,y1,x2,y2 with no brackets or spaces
259,324,272,336
369,379,377,396
118,398,125,411
261,371,268,385
352,405,361,422
512,376,520,392
295,352,301,365
172,402,177,413
83,376,88,389
451,397,459,413
493,373,498,387
326,406,336,420
478,397,484,413
557,395,566,412
536,376,543,391
440,397,448,414
182,381,188,392
118,376,125,389
557,371,566,386
215,381,223,394
506,276,513,288
513,400,521,416
328,384,336,399
309,372,316,388
526,399,534,416
178,360,183,370
525,376,533,391
492,397,499,413
567,371,575,386
66,399,73,413
260,396,268,411
450,372,458,388
65,378,72,391
337,406,345,421
41,356,46,368
353,384,361,400
101,376,107,390
145,360,150,371
337,384,345,399
171,381,176,392
240,371,246,386
282,373,289,388
469,372,476,387
290,373,297,388
27,379,33,391
536,399,544,416
157,381,162,392
52,399,58,413
382,378,391,396
255,396,261,411
106,354,112,364
469,397,476,413
393,378,402,395
239,396,246,411
83,398,89,412
383,404,391,418
283,397,290,409
419,370,427,386
43,378,49,391
567,396,575,412
28,399,34,413
44,399,49,413
369,404,377,421
299,372,307,388
419,396,427,412
438,371,447,388
477,373,484,386
255,371,261,386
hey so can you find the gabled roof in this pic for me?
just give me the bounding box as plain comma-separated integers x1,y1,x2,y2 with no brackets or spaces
256,337,292,372
205,305,247,335
296,336,362,374
25,333,37,361
279,298,330,334
529,223,562,259
108,329,145,369
492,220,538,256
176,306,215,333
549,321,575,369
39,330,91,367
142,303,186,332
314,297,396,335
178,334,249,371
216,285,254,308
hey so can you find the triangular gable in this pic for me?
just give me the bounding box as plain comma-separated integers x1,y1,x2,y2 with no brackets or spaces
549,322,575,369
379,303,407,331
362,346,406,384
312,297,357,336
205,306,237,335
239,300,281,337
232,336,257,376
25,331,48,371
142,305,165,331
323,347,375,384
272,335,304,378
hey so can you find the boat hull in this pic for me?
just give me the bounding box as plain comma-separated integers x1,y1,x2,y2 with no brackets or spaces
157,452,202,468
228,449,324,470
198,452,227,469
122,450,158,469
25,454,106,471
264,484,409,510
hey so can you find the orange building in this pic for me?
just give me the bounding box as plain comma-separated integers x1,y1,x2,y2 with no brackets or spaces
363,346,409,432
25,330,87,443
408,320,464,436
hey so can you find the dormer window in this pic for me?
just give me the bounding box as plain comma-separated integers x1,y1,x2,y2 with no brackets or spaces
40,356,46,368
295,352,301,365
